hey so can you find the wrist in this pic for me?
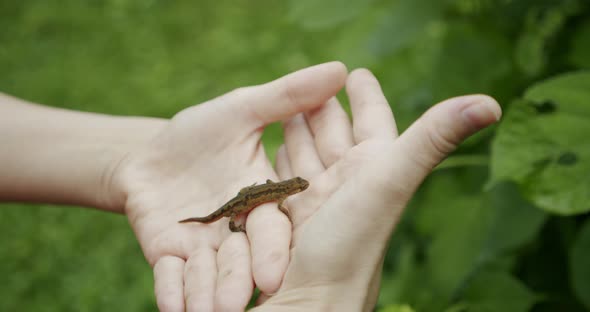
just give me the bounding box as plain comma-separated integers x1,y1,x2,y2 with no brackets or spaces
95,115,168,213
0,94,167,212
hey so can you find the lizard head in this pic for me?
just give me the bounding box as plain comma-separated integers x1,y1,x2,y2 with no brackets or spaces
290,176,309,194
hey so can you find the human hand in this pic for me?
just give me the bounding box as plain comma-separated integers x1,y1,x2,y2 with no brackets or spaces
252,69,502,311
109,62,348,311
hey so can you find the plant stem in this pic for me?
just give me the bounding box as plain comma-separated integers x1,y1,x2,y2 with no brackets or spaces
435,155,490,171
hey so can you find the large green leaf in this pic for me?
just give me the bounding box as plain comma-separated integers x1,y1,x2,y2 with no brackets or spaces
570,219,590,309
460,271,537,312
482,182,547,256
393,173,545,310
490,72,590,215
423,182,546,299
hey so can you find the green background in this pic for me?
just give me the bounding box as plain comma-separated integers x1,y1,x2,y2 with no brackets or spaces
1,0,590,311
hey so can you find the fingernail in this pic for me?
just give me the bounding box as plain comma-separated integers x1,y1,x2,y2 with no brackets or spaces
461,98,502,129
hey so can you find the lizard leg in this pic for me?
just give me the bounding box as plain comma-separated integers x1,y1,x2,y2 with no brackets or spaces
229,213,246,233
278,199,291,222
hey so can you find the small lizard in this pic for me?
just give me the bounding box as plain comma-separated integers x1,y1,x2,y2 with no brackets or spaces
178,177,309,232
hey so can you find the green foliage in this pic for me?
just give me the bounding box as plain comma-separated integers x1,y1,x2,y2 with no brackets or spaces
514,0,581,76
490,73,590,215
0,205,152,311
569,20,590,68
378,174,546,311
459,271,537,312
1,0,590,311
571,220,590,310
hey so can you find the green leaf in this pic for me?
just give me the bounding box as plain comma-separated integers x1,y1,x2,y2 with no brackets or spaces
483,182,547,256
460,271,537,312
287,0,375,30
378,244,419,306
424,183,546,296
404,174,545,309
570,219,590,309
490,72,590,215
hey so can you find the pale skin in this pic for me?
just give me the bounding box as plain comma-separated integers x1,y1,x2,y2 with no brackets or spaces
251,69,502,311
0,62,348,311
0,62,501,311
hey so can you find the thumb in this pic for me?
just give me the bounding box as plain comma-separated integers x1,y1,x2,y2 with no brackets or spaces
389,94,502,197
227,61,348,127
286,95,501,278
317,95,501,248
367,95,502,214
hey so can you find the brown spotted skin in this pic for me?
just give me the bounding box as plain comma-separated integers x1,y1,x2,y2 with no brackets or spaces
178,177,309,232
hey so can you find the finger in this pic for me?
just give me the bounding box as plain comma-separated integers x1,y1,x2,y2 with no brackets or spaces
393,94,501,189
346,68,397,143
144,226,217,266
247,202,292,295
283,114,324,178
184,247,217,312
288,170,341,233
305,97,354,167
301,96,501,265
154,256,185,312
346,95,501,223
232,62,348,127
371,96,501,232
215,234,253,312
274,144,293,180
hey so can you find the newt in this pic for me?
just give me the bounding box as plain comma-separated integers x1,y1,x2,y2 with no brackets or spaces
178,177,309,232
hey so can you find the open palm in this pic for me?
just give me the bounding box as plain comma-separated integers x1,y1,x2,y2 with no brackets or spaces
112,62,348,311
254,69,501,310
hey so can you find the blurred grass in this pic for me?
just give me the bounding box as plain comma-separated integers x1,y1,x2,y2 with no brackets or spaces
0,205,154,311
0,1,303,310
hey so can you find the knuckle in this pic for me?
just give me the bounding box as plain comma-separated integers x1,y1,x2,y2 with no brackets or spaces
184,263,197,276
186,300,213,312
322,144,346,165
184,290,214,312
215,301,235,312
219,244,246,262
219,268,234,279
265,249,285,264
156,297,183,312
280,79,299,109
424,120,459,159
282,113,304,131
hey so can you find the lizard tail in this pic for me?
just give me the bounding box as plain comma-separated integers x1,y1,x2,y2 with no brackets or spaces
178,216,209,223
178,209,226,224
